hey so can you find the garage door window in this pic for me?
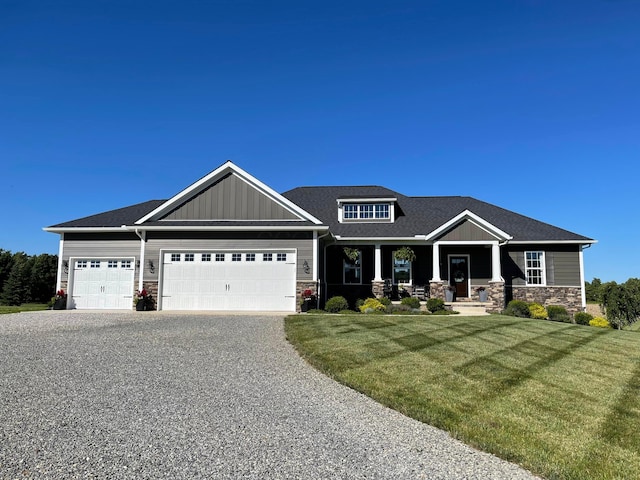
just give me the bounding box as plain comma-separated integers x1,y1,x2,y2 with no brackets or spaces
185,254,195,262
171,254,181,262
263,253,273,261
91,261,100,268
232,253,242,262
277,253,287,262
202,254,211,262
215,253,225,262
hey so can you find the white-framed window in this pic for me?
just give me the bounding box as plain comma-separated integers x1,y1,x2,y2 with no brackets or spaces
185,254,195,262
342,203,391,221
263,253,273,262
76,260,87,269
343,250,362,284
392,255,411,285
202,254,211,262
90,261,101,268
108,260,118,268
246,253,256,262
277,253,287,262
121,260,132,269
525,251,546,285
215,253,225,262
171,253,181,262
232,253,242,262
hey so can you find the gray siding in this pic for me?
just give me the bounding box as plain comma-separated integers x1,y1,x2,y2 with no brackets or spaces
163,173,299,221
505,246,580,287
438,220,496,242
62,233,140,282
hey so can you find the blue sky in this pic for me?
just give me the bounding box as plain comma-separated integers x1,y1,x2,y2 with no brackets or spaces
1,0,638,282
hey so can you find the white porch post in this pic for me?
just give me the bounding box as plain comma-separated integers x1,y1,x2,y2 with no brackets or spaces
431,242,442,282
579,245,586,309
491,242,502,282
56,233,64,291
138,231,146,291
374,244,382,281
313,231,319,281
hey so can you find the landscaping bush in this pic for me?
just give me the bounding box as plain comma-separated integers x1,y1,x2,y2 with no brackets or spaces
379,297,392,307
387,304,412,314
547,305,570,323
528,303,548,319
589,317,612,328
401,297,421,309
325,296,349,313
504,300,531,318
359,298,386,313
426,298,445,313
574,311,594,326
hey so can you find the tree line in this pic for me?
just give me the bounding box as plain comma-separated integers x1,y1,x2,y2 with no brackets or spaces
585,277,640,329
0,249,58,306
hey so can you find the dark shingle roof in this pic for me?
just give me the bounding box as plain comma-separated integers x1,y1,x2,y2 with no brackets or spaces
48,200,166,228
282,186,593,242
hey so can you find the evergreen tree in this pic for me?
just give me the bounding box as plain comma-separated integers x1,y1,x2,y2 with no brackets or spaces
1,253,32,305
30,253,58,303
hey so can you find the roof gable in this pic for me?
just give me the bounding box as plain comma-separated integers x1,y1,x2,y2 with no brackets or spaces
427,210,512,242
136,161,322,225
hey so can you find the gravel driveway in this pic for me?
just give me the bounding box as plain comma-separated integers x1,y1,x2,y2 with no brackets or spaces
0,312,538,479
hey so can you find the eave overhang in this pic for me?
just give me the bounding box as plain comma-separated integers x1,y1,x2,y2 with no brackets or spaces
425,209,513,242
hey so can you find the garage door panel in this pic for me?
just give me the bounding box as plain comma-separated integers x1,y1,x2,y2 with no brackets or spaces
71,259,134,310
161,251,296,311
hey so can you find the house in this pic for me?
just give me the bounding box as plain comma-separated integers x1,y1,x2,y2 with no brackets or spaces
45,161,595,314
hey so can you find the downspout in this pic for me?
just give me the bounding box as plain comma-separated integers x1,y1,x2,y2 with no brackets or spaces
134,228,146,292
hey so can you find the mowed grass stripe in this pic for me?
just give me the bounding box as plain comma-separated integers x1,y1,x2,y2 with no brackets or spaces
285,314,640,480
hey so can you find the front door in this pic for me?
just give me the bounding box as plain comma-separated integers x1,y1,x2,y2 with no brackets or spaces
449,256,469,298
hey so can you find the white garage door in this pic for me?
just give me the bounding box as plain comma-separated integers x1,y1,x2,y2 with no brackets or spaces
70,259,135,309
161,251,296,311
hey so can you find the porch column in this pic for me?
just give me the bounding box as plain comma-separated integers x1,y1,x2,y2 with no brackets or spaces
374,244,382,281
431,242,442,282
491,242,502,282
138,230,146,291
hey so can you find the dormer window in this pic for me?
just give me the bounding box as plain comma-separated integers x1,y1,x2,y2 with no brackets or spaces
338,197,395,223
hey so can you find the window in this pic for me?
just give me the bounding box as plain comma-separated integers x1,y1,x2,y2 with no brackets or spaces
121,260,132,269
525,251,546,285
215,253,225,262
263,253,273,262
171,253,181,262
343,250,362,284
342,203,391,221
108,260,118,268
277,253,287,262
185,254,195,262
392,255,411,285
76,260,87,269
246,253,256,262
202,254,211,262
90,261,100,268
232,253,242,262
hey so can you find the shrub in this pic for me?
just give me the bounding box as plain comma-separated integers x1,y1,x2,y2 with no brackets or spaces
325,296,349,313
401,297,421,309
387,304,412,314
426,298,445,313
589,317,612,329
504,300,531,318
379,297,392,307
528,303,548,320
359,298,386,313
574,311,594,326
547,305,570,322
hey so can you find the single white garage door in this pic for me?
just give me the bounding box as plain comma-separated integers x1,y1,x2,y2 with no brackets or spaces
161,251,296,311
70,259,135,309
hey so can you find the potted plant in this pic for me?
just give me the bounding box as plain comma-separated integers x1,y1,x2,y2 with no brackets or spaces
476,286,488,302
134,289,149,311
52,289,67,310
393,246,416,262
444,285,456,302
300,289,315,312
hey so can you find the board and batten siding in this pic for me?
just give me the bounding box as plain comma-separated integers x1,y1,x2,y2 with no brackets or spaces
437,220,497,242
62,233,140,282
505,246,581,286
162,173,299,221
144,234,314,282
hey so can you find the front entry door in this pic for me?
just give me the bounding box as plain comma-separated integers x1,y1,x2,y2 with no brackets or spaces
449,256,469,298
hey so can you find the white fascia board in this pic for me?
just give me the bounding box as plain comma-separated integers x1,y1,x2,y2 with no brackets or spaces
131,225,329,232
43,227,132,233
425,210,513,241
335,236,423,242
508,239,598,245
135,161,323,225
336,197,397,203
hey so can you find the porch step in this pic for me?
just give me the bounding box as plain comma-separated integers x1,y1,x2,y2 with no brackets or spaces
446,302,490,316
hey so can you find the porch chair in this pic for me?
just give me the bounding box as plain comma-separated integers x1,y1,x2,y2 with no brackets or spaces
412,285,427,301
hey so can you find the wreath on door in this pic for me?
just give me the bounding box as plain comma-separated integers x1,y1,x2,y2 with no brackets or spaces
454,270,465,283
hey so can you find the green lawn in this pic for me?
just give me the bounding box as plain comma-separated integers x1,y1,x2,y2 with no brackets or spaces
285,314,640,480
0,303,49,314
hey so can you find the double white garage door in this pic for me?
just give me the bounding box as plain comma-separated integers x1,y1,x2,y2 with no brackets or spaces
160,251,297,311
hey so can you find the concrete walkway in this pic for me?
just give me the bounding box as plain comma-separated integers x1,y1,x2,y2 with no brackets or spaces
0,312,538,479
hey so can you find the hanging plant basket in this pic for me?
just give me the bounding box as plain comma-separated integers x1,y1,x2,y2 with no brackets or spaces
393,246,416,262
343,247,360,263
